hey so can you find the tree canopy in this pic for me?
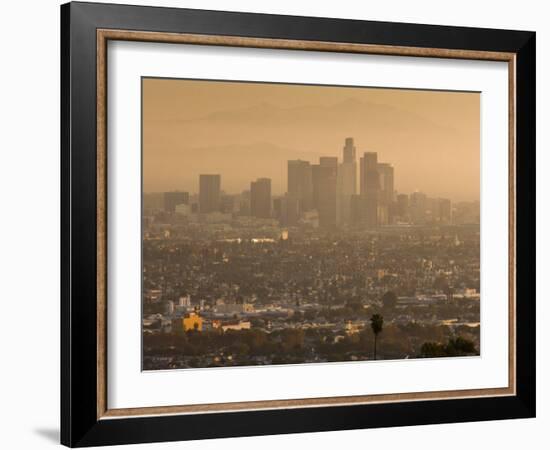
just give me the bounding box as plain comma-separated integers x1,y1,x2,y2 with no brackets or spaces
370,314,384,336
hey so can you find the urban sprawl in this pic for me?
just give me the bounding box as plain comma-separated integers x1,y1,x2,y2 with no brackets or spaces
143,138,480,370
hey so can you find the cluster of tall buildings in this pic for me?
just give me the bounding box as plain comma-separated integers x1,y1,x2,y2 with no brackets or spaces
279,138,396,228
160,138,453,228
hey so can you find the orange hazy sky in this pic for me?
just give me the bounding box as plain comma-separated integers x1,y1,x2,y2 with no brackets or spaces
143,78,480,201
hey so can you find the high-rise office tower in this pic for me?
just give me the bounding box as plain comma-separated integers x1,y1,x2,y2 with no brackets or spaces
312,161,337,228
319,156,338,168
287,195,301,226
250,178,272,219
437,198,452,223
350,194,365,225
311,156,338,221
396,193,410,221
311,165,320,210
287,160,313,221
273,196,285,223
282,194,301,227
337,138,357,225
360,152,380,195
239,190,251,216
359,152,380,228
199,174,221,213
410,191,428,224
163,191,189,213
377,163,394,205
343,137,356,164
377,162,394,225
220,194,237,214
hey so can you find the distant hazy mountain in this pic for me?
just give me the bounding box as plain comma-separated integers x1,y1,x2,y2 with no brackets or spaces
150,98,456,152
143,98,478,200
143,142,324,195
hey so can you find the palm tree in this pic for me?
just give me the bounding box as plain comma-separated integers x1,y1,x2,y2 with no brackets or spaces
370,314,384,360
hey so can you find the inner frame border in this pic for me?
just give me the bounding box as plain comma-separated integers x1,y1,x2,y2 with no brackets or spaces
96,28,516,420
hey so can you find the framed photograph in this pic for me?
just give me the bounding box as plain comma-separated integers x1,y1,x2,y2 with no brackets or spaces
61,2,536,447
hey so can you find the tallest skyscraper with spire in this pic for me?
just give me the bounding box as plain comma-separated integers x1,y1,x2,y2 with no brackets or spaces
343,137,356,164
337,137,358,225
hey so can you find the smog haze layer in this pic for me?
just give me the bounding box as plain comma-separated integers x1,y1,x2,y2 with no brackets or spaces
143,78,480,202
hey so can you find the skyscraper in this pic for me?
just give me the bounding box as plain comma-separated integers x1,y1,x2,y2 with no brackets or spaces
312,161,337,228
239,190,251,216
337,138,357,225
359,152,380,228
410,191,427,224
163,191,189,213
396,193,410,221
287,160,313,221
199,174,221,213
377,163,394,205
437,198,452,223
285,194,301,227
360,152,380,195
250,178,272,218
220,194,237,214
343,137,356,164
350,194,365,225
319,156,338,168
377,163,394,225
273,196,286,223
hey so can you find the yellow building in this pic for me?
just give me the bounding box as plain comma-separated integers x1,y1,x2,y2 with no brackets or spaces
172,312,203,333
184,312,203,331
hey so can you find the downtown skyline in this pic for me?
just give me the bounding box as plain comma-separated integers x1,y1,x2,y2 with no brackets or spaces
143,78,480,202
151,137,459,229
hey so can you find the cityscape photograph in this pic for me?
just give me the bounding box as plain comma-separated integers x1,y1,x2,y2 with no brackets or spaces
142,78,481,370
